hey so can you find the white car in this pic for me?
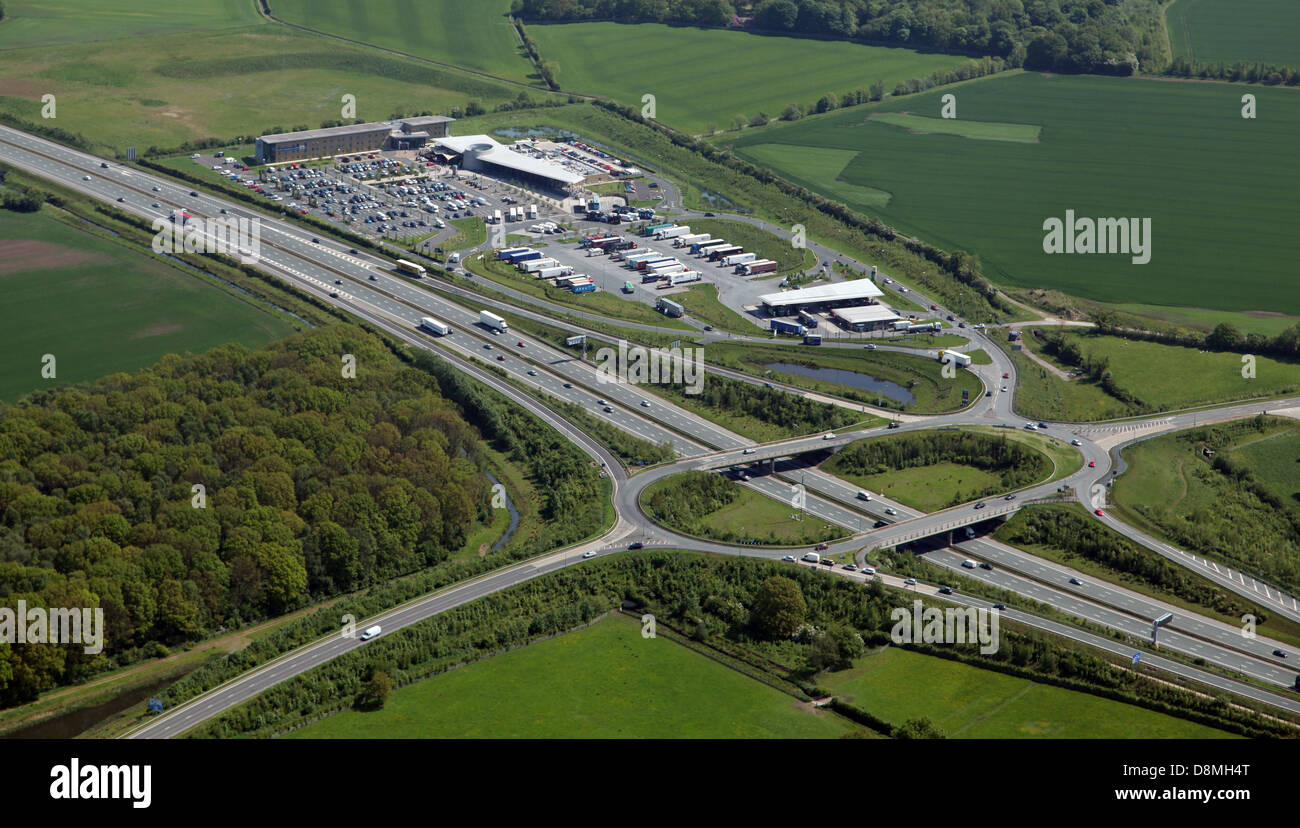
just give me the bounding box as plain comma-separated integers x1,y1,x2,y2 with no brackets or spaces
742,448,756,454
884,507,898,515
581,551,597,559
862,566,876,575
1071,439,1082,446
781,555,796,562
640,400,650,407
822,433,835,440
81,175,91,181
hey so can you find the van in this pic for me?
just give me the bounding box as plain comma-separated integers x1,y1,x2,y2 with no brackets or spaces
960,560,977,569
857,491,872,501
802,552,820,563
359,625,382,640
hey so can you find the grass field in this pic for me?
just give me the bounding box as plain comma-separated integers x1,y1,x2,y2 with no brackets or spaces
1033,329,1300,412
1111,418,1300,589
0,209,295,401
0,22,531,153
0,0,261,45
819,646,1236,738
641,471,849,545
822,427,1059,510
727,72,1300,315
288,613,864,738
671,283,757,334
1166,0,1300,66
269,0,539,84
527,22,971,133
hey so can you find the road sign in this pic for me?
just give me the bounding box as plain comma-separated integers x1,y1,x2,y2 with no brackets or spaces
148,698,163,713
1131,652,1141,664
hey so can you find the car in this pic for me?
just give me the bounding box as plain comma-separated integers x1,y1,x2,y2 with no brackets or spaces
100,162,109,168
1071,439,1082,446
349,248,358,254
903,578,917,585
742,447,756,454
190,191,198,196
1088,461,1097,468
582,551,597,559
873,520,887,528
979,562,993,570
115,197,124,203
312,237,319,243
822,432,835,440
483,344,493,350
864,343,877,350
329,291,339,298
517,341,526,348
1004,494,1016,500
1038,422,1048,429
1001,386,1008,392
938,587,953,595
82,175,91,181
985,391,993,397
527,369,538,376
763,382,773,388
1274,649,1288,658
638,400,650,408
703,325,713,331
151,202,160,208
152,186,160,192
862,566,876,575
886,422,900,429
368,274,377,281
815,543,829,551
704,211,714,217
884,508,897,516
1095,509,1105,516
820,559,834,566
596,399,607,406
843,563,857,571
333,279,343,285
974,501,986,509
1069,577,1083,586
992,603,1006,610
1003,372,1011,379
628,542,644,550
563,382,573,389
497,355,506,362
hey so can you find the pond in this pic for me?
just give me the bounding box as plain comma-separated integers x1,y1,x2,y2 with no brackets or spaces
765,362,914,405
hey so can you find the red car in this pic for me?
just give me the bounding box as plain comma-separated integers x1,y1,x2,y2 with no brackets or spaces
1088,461,1096,468
815,543,829,551
1095,509,1105,516
930,304,939,311
1002,372,1010,379
496,355,505,362
517,341,526,348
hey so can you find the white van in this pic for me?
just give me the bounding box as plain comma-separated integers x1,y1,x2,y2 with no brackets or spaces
359,625,382,640
802,552,820,563
960,560,977,569
857,490,872,501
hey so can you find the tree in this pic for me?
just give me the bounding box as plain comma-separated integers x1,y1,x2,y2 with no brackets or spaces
751,575,806,639
355,669,392,710
1207,322,1243,351
894,716,946,739
781,104,803,121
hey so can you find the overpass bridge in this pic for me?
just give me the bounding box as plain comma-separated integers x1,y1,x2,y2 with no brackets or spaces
857,496,1064,552
681,429,873,473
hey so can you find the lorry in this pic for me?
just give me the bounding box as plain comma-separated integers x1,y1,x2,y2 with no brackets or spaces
649,261,686,276
571,281,596,294
643,222,672,236
803,333,822,345
722,251,757,267
708,245,743,261
908,322,942,333
419,317,451,336
479,310,509,332
497,247,530,260
657,298,684,317
741,259,778,276
665,270,701,287
674,234,710,248
623,251,658,266
637,257,674,271
527,203,538,219
693,238,727,254
537,266,571,280
519,257,558,273
770,319,804,336
938,349,972,367
511,250,544,264
605,238,637,252
359,625,382,640
501,248,536,263
798,310,819,329
493,209,502,224
395,259,426,278
655,225,691,240
582,235,620,248
641,271,664,283
890,320,913,331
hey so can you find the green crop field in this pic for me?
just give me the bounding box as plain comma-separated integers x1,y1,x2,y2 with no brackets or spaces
527,22,970,133
288,614,865,738
269,0,539,84
642,472,848,546
0,0,261,46
819,647,1237,738
1166,0,1300,66
727,72,1300,315
0,210,295,401
0,21,531,154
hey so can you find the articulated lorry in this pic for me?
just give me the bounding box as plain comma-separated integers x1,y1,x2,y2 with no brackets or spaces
479,310,509,332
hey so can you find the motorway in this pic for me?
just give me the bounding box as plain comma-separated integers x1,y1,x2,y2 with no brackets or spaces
3,123,1300,734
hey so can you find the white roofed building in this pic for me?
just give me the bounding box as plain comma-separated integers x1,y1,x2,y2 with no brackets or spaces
760,280,884,316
